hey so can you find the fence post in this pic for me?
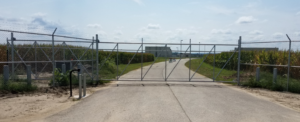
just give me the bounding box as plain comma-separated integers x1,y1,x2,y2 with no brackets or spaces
96,34,99,84
237,36,242,85
117,43,119,80
3,65,9,86
83,73,86,97
165,44,167,81
189,39,191,82
26,65,31,86
213,45,215,82
6,38,8,66
62,64,66,74
79,74,82,99
35,41,37,77
52,28,57,86
273,68,277,84
256,67,260,81
92,37,94,81
11,33,14,80
78,64,82,80
286,34,292,91
141,38,143,81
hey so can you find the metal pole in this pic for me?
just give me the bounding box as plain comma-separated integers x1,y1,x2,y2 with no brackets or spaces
6,38,8,66
11,33,14,80
79,74,82,99
165,44,167,81
35,41,37,77
96,34,99,84
286,34,292,91
83,73,86,97
92,37,94,81
52,28,57,86
273,68,277,84
199,42,200,57
63,41,65,65
213,45,215,82
180,40,182,58
141,38,143,81
237,36,242,85
189,39,191,81
117,43,119,80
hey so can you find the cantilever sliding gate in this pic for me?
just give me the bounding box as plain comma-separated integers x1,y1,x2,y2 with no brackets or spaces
97,37,241,82
2,30,241,86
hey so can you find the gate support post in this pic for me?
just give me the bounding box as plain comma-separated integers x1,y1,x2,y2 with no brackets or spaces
286,34,292,91
52,28,57,86
117,43,119,80
256,67,260,81
189,39,191,82
3,65,9,86
11,33,14,80
96,34,99,84
141,38,143,81
213,45,215,82
165,44,167,81
92,37,94,81
35,41,37,77
26,65,31,86
237,36,242,86
273,68,277,84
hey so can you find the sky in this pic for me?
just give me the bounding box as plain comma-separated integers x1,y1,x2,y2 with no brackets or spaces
0,0,300,52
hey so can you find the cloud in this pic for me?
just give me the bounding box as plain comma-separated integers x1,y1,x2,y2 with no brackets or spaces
147,24,160,29
273,32,284,39
114,30,123,36
211,29,231,34
295,32,300,36
249,35,264,41
235,16,256,24
32,12,46,18
133,0,143,5
207,6,234,15
249,30,263,35
96,30,107,39
297,11,300,15
87,24,101,28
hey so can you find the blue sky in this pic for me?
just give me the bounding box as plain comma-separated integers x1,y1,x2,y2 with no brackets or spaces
0,0,300,51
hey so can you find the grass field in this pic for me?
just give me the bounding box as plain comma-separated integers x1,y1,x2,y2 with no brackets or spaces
186,58,300,93
99,57,166,80
185,58,239,82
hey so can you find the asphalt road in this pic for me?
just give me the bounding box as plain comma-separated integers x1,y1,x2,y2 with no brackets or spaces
45,59,300,122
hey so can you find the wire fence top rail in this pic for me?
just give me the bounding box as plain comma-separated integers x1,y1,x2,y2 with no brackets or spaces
242,40,300,44
10,39,94,43
0,29,93,41
98,41,238,46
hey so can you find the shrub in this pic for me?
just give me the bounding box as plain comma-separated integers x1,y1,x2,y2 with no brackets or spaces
0,82,37,93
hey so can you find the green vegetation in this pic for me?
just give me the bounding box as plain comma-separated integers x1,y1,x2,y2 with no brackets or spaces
0,75,37,93
205,50,300,79
241,72,300,93
185,58,239,82
188,58,300,94
99,57,166,79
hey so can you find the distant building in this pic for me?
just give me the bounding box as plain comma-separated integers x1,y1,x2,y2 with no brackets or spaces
145,46,172,57
234,47,278,51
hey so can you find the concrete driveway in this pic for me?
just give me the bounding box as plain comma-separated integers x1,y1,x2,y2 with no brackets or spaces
45,59,300,122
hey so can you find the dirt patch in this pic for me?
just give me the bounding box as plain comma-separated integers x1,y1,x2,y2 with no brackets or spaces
229,85,300,112
0,83,112,122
